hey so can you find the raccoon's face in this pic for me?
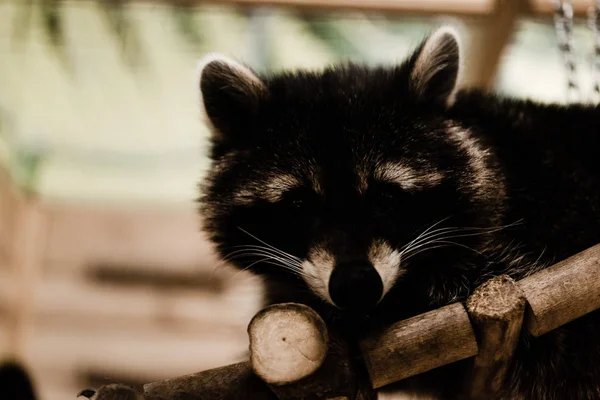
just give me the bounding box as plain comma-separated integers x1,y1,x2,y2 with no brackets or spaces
198,27,505,316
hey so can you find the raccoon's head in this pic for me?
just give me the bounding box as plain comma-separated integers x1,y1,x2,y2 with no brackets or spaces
198,27,506,317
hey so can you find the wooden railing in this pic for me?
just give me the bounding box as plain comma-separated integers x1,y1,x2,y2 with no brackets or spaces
88,243,600,400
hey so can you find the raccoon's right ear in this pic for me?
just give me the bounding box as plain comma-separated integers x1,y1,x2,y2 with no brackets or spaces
407,26,462,107
197,54,268,141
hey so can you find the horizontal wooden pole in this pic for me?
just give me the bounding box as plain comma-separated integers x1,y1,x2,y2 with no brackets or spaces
519,243,600,337
138,0,591,16
360,302,478,389
143,361,275,399
140,0,495,16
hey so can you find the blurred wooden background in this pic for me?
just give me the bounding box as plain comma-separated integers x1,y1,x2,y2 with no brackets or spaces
0,168,263,399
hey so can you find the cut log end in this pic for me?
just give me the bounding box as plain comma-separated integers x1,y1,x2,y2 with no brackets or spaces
248,303,329,386
466,275,526,321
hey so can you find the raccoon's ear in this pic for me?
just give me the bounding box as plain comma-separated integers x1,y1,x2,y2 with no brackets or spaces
408,26,461,106
197,54,268,141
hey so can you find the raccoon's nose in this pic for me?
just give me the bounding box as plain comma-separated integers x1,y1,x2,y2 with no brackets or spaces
328,260,383,311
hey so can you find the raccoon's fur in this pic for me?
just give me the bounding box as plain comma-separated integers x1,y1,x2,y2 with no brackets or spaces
197,26,600,399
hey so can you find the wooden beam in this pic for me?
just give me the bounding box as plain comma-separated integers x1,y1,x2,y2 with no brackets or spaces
144,0,591,16
460,0,525,90
153,0,496,16
360,302,478,389
518,243,600,337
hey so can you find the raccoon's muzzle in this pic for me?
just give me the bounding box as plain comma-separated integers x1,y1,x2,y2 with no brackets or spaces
328,260,383,311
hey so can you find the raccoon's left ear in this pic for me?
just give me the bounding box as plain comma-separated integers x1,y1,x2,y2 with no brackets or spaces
197,54,268,141
408,26,462,107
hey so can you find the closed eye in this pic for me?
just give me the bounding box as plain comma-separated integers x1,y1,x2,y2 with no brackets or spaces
279,186,320,214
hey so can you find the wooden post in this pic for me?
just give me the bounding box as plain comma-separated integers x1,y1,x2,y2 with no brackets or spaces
360,302,478,389
460,0,525,90
518,243,600,337
8,192,46,361
463,275,526,399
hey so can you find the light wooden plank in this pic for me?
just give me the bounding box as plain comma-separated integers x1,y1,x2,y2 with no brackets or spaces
0,269,263,330
528,0,592,15
9,194,47,360
25,325,249,381
151,0,592,16
42,203,219,273
154,0,496,15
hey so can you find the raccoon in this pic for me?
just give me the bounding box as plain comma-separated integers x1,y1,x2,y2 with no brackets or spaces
197,26,600,399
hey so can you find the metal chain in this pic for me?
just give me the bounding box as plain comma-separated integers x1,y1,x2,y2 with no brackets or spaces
552,0,579,103
588,0,600,103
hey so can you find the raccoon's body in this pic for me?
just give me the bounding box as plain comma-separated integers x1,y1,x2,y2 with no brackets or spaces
197,27,600,399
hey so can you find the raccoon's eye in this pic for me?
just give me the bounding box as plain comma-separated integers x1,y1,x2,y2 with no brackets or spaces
280,187,317,213
367,182,408,212
291,198,304,208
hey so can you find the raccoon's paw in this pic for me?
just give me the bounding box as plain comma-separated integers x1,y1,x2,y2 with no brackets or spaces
77,384,143,400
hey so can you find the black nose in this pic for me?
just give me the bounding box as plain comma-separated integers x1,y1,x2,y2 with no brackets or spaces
328,260,383,311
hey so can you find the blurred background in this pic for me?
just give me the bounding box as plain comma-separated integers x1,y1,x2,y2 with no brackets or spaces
0,0,598,399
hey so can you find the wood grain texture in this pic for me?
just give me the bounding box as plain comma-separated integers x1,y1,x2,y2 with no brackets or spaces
248,303,328,386
464,275,526,399
85,384,145,400
518,243,600,337
266,327,376,400
143,361,276,400
248,303,375,399
360,302,478,389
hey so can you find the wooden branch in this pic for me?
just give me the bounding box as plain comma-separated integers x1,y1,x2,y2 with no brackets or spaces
360,302,478,389
464,275,526,399
518,243,600,337
9,194,46,360
78,384,145,400
143,361,276,400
